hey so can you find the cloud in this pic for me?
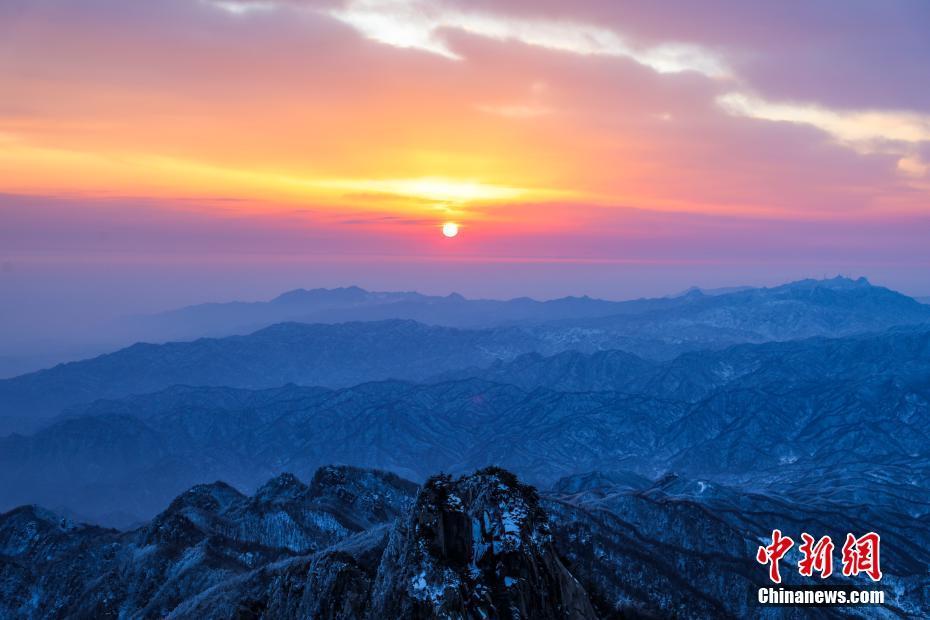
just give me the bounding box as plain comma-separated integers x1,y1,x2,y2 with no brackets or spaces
897,155,929,178
209,1,277,15
5,0,929,230
478,1,930,111
716,91,930,178
717,93,930,147
211,0,729,76
313,176,537,204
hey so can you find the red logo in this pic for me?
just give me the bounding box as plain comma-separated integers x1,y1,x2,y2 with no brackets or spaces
798,533,834,578
757,530,881,583
756,529,794,583
841,532,882,582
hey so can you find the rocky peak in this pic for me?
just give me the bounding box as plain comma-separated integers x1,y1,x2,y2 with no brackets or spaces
370,467,597,619
307,465,418,530
253,473,307,506
271,285,371,305
163,481,244,514
0,505,80,557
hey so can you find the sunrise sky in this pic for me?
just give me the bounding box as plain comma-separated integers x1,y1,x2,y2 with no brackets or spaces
2,0,930,332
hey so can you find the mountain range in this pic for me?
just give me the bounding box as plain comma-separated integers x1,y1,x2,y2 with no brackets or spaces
2,276,928,426
122,277,927,345
1,466,922,618
125,276,930,342
0,320,545,420
116,285,628,342
3,326,928,528
2,275,929,617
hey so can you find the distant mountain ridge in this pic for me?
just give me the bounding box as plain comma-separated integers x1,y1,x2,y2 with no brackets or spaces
3,275,926,381
0,320,545,419
553,275,930,342
441,323,930,397
115,276,930,346
118,284,631,342
2,276,928,423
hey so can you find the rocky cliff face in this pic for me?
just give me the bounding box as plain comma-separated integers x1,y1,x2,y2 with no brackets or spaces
169,526,392,619
170,469,600,620
369,468,597,619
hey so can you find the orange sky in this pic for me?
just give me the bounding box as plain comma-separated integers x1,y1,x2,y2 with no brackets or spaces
1,0,929,287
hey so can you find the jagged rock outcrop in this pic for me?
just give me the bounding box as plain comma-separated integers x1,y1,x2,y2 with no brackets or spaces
0,466,415,619
169,526,391,620
177,468,601,619
0,468,602,619
369,467,598,619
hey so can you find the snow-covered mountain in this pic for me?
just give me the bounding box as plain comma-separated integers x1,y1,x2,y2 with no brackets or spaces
1,466,923,618
2,276,928,617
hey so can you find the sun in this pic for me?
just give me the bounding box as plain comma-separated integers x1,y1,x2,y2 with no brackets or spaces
442,222,459,238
